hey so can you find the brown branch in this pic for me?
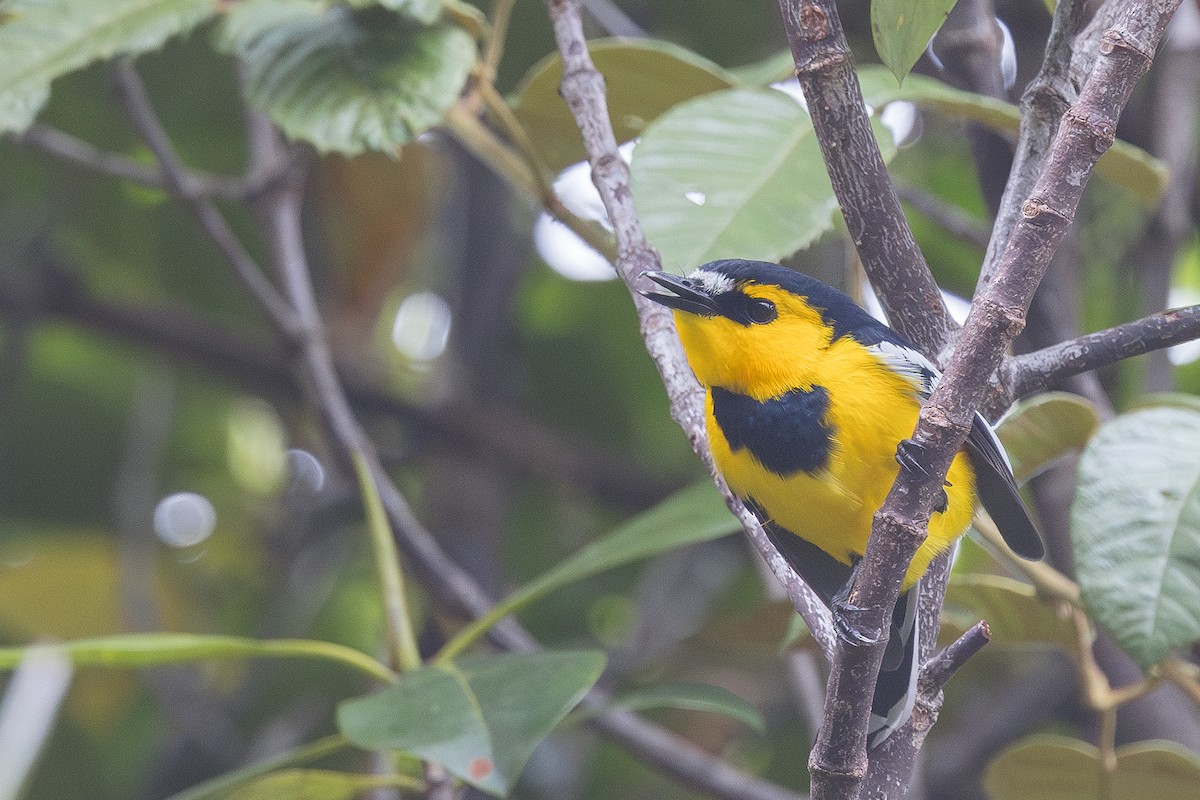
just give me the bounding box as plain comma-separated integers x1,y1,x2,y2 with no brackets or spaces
247,108,806,800
776,0,954,354
922,621,991,693
1007,304,1200,398
806,3,1180,799
1,252,675,510
102,64,803,798
978,0,1088,288
543,0,835,653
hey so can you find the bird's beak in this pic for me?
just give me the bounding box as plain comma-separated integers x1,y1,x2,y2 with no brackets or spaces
640,272,720,316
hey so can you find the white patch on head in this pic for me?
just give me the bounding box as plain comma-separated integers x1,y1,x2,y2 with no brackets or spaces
687,268,736,296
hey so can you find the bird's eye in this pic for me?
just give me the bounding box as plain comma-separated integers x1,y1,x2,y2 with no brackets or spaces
746,298,777,324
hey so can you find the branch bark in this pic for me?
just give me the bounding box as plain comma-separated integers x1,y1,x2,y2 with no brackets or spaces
105,55,811,800
1007,304,1200,398
543,0,835,654
806,4,1180,799
776,0,954,355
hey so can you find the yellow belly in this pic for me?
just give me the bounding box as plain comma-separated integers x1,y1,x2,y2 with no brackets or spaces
707,388,975,590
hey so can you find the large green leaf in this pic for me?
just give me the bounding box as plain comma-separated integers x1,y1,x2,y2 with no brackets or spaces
1071,407,1200,666
858,66,1168,203
944,575,1075,651
338,650,605,797
437,481,737,661
513,38,735,173
985,735,1200,800
996,392,1100,483
0,0,218,134
871,0,958,82
218,0,476,155
630,87,897,271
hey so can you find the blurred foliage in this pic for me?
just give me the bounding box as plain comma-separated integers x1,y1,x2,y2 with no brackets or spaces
0,2,1198,800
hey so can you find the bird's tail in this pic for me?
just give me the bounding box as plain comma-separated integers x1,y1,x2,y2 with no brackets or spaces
868,582,921,747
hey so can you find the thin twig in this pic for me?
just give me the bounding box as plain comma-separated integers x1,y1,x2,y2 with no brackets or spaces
18,123,248,198
1007,304,1200,398
0,264,679,509
921,621,990,693
896,184,990,250
112,59,301,338
482,0,518,76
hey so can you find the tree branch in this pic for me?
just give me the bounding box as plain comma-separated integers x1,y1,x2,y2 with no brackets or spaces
112,59,301,338
805,3,1180,798
106,65,805,799
1007,304,1200,398
775,0,954,354
246,103,808,800
543,0,835,655
17,123,248,198
978,0,1087,288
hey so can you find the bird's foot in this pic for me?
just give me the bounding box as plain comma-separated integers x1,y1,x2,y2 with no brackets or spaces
896,440,952,512
895,438,933,478
832,593,880,647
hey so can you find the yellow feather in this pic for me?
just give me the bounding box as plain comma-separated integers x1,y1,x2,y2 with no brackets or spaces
675,283,975,591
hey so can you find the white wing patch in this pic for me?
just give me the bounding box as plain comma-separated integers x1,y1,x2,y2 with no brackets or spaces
868,340,939,397
869,340,1017,474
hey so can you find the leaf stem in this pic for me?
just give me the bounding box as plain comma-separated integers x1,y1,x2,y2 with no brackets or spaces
353,452,423,674
483,0,518,75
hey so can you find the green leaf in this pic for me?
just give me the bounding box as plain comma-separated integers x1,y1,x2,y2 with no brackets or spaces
871,0,957,82
166,737,349,800
0,634,395,682
944,575,1076,650
996,392,1100,483
985,734,1200,800
343,0,442,25
631,87,897,271
588,682,764,733
1072,407,1200,666
338,650,605,796
728,49,797,86
857,66,1169,203
218,0,476,155
1130,392,1200,413
437,482,737,661
513,38,734,172
0,0,218,134
223,769,421,800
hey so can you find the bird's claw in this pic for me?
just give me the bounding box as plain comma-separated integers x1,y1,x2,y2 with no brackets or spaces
897,441,952,512
895,439,933,479
833,596,880,647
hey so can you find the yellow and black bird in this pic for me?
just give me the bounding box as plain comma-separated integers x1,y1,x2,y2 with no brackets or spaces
642,259,1043,744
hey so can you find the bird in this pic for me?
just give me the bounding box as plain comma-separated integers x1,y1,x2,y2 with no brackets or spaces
641,258,1044,745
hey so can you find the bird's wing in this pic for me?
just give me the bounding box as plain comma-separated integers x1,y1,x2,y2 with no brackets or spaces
866,339,1045,560
964,414,1046,559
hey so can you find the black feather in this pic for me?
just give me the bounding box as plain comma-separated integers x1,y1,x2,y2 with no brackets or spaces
965,416,1046,559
